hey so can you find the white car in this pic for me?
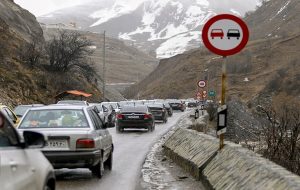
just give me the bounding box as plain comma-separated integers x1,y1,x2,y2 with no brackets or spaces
0,110,55,190
18,105,114,178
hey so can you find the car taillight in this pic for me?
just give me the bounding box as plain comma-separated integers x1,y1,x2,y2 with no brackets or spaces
76,139,95,148
144,114,152,119
117,114,124,120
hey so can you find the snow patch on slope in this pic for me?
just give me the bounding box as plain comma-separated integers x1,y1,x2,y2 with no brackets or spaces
156,31,201,58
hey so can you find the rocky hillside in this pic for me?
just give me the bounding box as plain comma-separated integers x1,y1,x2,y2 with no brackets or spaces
37,0,259,58
0,0,119,107
126,0,300,104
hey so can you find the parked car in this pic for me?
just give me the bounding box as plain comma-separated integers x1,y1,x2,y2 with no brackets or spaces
90,103,115,128
187,100,199,108
168,100,186,112
0,110,55,190
17,105,114,178
116,105,155,133
0,104,20,126
57,100,89,106
148,103,168,123
227,29,240,39
14,104,44,118
211,29,224,39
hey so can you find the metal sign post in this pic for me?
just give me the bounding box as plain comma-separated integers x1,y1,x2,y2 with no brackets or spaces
202,14,249,150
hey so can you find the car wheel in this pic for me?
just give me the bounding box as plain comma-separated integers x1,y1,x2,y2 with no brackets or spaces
116,126,123,133
91,154,104,179
104,151,113,171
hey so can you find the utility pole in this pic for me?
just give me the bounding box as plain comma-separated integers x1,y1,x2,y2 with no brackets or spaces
102,31,106,101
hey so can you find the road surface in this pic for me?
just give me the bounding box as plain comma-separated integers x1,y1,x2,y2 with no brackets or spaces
56,111,186,190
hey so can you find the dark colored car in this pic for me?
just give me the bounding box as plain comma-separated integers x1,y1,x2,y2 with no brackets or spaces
148,103,168,123
14,104,44,118
227,29,240,39
168,100,186,112
187,101,199,108
116,105,155,133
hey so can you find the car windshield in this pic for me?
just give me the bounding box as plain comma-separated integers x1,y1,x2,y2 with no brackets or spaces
228,30,239,33
19,109,88,128
212,29,223,32
14,106,30,116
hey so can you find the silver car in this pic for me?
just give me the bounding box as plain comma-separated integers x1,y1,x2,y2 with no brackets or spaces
17,105,114,178
0,110,55,190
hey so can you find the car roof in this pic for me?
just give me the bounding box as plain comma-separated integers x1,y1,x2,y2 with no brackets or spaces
27,104,89,111
148,103,164,108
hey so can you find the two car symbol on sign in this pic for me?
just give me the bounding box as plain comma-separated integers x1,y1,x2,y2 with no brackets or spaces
211,29,240,40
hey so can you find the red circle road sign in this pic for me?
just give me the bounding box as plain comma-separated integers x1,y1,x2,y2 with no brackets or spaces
198,80,206,88
202,14,249,57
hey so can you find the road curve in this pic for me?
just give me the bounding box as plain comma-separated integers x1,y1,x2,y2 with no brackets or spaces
56,111,186,190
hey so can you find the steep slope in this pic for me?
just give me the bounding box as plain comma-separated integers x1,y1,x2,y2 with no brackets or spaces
126,0,300,104
37,0,259,58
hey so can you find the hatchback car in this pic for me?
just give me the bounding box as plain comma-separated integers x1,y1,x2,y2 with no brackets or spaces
0,110,55,190
116,105,155,133
17,105,114,178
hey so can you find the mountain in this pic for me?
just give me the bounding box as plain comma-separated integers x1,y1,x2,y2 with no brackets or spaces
43,28,158,85
37,0,259,58
125,0,300,105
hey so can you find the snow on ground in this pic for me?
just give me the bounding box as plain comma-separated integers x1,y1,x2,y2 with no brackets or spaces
140,110,206,190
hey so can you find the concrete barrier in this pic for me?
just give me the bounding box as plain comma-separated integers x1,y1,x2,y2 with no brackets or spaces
164,128,300,190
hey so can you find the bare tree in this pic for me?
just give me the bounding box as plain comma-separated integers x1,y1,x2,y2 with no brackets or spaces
45,31,95,77
19,39,43,67
257,98,300,174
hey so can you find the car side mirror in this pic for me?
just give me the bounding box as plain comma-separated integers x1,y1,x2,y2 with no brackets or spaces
23,131,46,148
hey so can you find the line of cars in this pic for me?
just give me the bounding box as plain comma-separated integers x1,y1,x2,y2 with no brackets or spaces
0,98,192,190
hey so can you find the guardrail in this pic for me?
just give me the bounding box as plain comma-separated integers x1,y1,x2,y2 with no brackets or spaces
163,128,300,190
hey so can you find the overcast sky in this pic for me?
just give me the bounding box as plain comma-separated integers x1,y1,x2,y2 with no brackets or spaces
15,0,90,16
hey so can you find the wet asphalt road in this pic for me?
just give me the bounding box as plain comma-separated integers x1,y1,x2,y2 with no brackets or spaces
56,111,185,190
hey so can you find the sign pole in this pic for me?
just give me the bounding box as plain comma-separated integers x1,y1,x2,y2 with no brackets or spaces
220,56,227,150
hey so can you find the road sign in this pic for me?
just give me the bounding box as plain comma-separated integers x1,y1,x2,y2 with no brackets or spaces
208,90,216,97
217,105,227,135
202,14,249,57
198,80,206,88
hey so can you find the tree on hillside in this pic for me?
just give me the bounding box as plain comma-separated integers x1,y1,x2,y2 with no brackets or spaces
46,31,95,80
256,97,300,174
19,39,43,67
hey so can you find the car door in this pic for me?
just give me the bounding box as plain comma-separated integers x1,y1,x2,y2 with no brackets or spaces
88,110,112,161
2,107,19,125
0,113,37,190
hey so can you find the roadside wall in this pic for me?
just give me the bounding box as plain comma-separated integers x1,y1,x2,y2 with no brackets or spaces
164,128,300,190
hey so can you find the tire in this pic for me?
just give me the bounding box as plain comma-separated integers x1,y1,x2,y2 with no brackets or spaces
116,126,123,133
91,154,104,179
104,151,113,171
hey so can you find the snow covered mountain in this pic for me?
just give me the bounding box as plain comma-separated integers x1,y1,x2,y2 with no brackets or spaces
38,0,259,58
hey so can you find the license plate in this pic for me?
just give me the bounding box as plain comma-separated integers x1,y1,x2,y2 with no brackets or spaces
46,140,68,149
128,115,140,119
